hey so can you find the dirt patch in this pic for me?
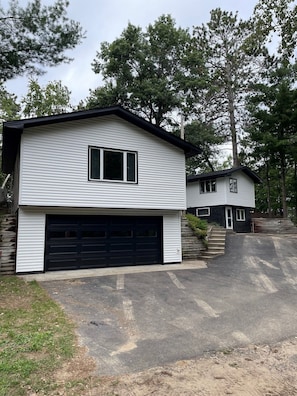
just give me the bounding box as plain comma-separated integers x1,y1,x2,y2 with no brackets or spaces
54,346,96,383
54,337,297,395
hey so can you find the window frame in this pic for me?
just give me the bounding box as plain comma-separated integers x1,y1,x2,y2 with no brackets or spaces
200,179,216,194
236,208,246,221
229,178,238,193
88,146,138,184
196,207,210,217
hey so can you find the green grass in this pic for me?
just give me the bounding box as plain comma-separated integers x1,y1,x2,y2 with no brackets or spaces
0,276,77,396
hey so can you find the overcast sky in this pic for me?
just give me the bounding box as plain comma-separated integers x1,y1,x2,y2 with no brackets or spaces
4,0,258,105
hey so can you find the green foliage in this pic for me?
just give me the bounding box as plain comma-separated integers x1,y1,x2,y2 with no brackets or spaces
0,85,21,121
0,0,84,82
185,213,208,239
245,63,297,217
21,78,73,117
182,120,225,173
189,8,256,167
90,15,193,127
250,0,297,64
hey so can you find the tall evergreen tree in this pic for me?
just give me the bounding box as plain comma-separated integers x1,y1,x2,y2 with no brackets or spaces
246,64,297,217
189,9,257,167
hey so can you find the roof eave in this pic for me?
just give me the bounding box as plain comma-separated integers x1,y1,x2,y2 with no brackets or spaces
2,106,201,173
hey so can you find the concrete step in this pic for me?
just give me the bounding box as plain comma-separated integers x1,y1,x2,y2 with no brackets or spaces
210,241,225,246
181,217,205,259
199,226,226,260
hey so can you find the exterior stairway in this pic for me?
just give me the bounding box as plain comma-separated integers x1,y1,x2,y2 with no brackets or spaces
181,216,206,260
199,226,226,260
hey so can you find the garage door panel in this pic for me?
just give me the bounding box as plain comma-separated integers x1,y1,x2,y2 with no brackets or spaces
45,215,162,271
80,243,108,252
80,258,109,269
135,255,160,264
46,259,78,271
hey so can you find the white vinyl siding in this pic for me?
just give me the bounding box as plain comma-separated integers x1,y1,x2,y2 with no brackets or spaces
187,178,226,208
163,211,182,263
187,171,256,209
16,208,45,273
19,116,186,210
15,207,182,272
226,172,255,207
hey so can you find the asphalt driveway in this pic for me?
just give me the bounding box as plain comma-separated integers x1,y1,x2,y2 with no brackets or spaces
41,233,297,375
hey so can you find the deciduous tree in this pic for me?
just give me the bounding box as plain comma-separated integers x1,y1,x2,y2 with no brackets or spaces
0,0,84,82
21,79,72,117
90,15,193,127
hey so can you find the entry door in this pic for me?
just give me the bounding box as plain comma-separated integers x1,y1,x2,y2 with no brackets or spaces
225,207,233,229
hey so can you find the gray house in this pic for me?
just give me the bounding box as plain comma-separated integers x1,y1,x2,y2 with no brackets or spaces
2,106,200,273
187,167,261,232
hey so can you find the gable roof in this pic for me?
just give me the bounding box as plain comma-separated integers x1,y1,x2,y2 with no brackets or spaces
187,166,262,184
2,105,201,174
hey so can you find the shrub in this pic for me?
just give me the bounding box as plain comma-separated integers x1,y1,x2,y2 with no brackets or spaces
185,213,208,239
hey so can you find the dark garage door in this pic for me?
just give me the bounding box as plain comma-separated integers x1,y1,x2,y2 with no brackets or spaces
45,215,163,271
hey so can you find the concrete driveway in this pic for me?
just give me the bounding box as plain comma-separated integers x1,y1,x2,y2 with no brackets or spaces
40,233,297,375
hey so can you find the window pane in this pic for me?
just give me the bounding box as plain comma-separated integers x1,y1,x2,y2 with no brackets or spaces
197,208,210,217
110,230,132,237
136,229,157,237
236,209,245,221
127,153,136,182
49,230,77,239
201,180,215,193
90,148,100,179
104,151,123,180
82,230,106,238
230,178,238,193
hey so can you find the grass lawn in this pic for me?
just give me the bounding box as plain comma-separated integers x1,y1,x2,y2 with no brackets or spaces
0,276,96,396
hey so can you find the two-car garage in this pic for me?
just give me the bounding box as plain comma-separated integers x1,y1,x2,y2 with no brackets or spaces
45,215,163,271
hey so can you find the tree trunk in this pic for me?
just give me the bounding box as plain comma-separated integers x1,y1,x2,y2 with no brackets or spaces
280,154,288,218
294,161,297,224
266,162,272,217
226,64,239,167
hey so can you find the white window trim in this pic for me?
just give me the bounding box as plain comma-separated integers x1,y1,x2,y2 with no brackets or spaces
236,208,246,221
89,146,138,183
229,178,238,193
196,207,210,217
200,179,216,194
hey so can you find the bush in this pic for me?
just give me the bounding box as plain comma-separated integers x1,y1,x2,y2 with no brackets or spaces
185,213,208,239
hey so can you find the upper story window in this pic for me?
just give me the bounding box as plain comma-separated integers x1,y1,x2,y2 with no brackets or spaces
89,146,137,183
200,179,216,194
229,178,238,193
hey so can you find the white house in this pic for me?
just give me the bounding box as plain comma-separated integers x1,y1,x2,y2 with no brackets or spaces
187,167,261,232
2,106,200,273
